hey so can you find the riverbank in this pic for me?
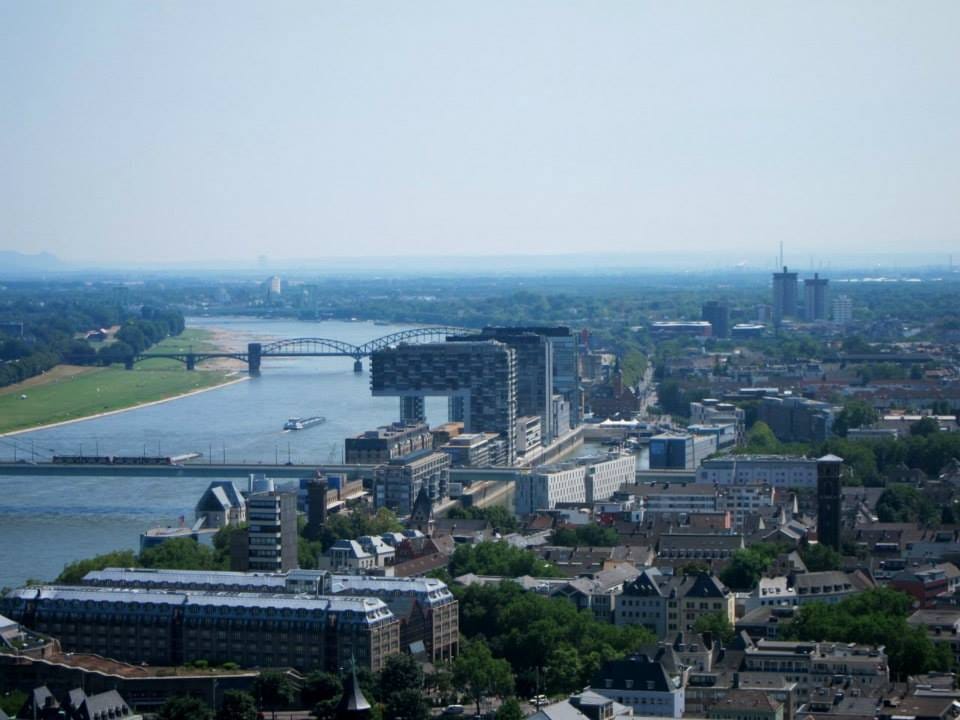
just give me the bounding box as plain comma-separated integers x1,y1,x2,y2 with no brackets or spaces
0,328,243,435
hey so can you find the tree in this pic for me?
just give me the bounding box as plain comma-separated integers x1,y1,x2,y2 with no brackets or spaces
302,670,342,710
97,339,134,366
217,691,258,720
719,544,784,591
545,644,581,695
57,549,140,584
911,417,941,437
740,421,781,453
139,537,224,570
453,640,515,716
379,653,424,698
833,401,879,437
0,691,27,717
800,543,841,572
253,671,296,720
496,698,525,720
693,612,734,643
383,688,430,720
449,541,563,578
158,696,214,720
876,485,939,525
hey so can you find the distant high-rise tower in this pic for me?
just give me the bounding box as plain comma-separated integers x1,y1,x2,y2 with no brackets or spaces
804,273,829,321
817,455,843,552
772,266,798,326
701,301,730,339
832,294,853,325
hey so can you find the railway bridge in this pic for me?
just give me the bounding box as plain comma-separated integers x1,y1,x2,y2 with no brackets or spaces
130,326,478,374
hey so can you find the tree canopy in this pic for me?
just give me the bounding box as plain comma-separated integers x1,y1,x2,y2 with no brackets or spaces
453,639,515,716
158,696,214,720
457,580,655,696
449,541,564,578
782,587,954,679
719,543,786,591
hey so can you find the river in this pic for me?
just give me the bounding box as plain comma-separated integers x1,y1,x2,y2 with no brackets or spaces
0,317,455,589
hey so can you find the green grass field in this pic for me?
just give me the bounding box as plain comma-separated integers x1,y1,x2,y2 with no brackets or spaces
0,329,236,434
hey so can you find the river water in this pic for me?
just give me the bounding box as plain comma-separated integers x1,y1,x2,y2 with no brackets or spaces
0,317,454,589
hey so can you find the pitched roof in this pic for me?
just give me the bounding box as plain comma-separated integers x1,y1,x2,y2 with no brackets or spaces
410,487,434,522
337,664,372,714
77,690,132,720
590,654,676,693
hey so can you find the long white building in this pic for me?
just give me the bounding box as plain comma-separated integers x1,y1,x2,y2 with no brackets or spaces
515,454,636,515
696,455,818,488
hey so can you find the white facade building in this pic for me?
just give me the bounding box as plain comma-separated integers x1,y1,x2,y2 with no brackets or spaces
696,455,818,488
516,454,636,515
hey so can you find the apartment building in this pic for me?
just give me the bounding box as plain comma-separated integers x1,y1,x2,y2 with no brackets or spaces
697,456,819,488
81,567,459,662
742,640,889,702
373,449,451,515
515,454,636,515
1,585,400,672
344,422,434,464
615,571,735,637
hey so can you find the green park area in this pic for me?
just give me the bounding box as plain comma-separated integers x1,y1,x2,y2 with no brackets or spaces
0,329,237,435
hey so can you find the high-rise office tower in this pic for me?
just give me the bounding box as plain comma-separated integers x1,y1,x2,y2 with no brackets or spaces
804,273,829,321
450,330,553,440
772,266,798,326
701,301,730,338
371,341,518,463
452,326,581,432
816,455,843,552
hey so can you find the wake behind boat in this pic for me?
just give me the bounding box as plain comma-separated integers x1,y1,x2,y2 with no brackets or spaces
283,416,326,431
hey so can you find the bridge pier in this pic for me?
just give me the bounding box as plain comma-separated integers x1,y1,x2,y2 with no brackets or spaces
247,342,262,375
186,353,196,371
353,359,363,373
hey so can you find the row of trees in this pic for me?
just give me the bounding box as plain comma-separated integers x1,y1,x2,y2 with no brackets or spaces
55,534,235,584
155,651,521,720
0,299,185,387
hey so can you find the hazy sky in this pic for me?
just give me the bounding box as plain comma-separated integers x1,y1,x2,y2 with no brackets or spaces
2,1,958,265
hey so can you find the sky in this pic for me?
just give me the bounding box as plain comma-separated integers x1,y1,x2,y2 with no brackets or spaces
1,1,958,267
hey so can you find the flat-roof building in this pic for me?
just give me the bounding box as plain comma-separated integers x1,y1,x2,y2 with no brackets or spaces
373,449,450,515
371,341,518,464
345,422,433,464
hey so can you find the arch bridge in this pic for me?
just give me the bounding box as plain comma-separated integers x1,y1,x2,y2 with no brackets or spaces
131,325,478,374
